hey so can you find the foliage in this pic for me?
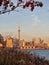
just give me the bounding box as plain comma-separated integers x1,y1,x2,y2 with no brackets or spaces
0,48,49,65
0,34,4,43
0,0,43,14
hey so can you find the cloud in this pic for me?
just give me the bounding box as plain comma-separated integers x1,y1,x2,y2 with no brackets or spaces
31,15,41,27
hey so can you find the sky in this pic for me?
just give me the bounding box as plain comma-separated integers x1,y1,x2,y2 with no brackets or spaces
0,0,49,41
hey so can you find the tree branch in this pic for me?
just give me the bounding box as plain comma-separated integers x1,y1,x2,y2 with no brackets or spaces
0,0,43,14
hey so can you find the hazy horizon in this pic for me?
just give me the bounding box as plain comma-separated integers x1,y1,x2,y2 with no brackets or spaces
0,0,49,41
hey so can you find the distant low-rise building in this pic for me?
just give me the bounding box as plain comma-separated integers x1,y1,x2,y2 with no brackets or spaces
47,42,49,48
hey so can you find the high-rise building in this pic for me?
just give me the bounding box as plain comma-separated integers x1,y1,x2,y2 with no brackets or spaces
18,25,20,40
6,37,13,48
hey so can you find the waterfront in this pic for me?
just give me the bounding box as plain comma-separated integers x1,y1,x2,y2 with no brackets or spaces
0,48,49,65
23,50,49,60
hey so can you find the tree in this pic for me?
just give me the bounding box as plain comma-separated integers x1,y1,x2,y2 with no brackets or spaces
0,34,5,44
0,0,43,14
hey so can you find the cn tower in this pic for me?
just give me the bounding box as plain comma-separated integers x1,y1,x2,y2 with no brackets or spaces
18,25,20,40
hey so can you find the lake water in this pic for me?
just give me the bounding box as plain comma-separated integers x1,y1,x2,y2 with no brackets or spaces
24,50,49,60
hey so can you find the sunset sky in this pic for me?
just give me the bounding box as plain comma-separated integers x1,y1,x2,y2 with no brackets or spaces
0,0,49,41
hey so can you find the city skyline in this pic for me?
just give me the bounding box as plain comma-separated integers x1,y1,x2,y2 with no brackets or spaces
0,0,49,41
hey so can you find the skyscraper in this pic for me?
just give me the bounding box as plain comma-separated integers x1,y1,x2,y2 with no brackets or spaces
18,25,20,40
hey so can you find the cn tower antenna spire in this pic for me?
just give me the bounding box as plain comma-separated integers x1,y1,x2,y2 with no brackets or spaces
18,25,20,40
